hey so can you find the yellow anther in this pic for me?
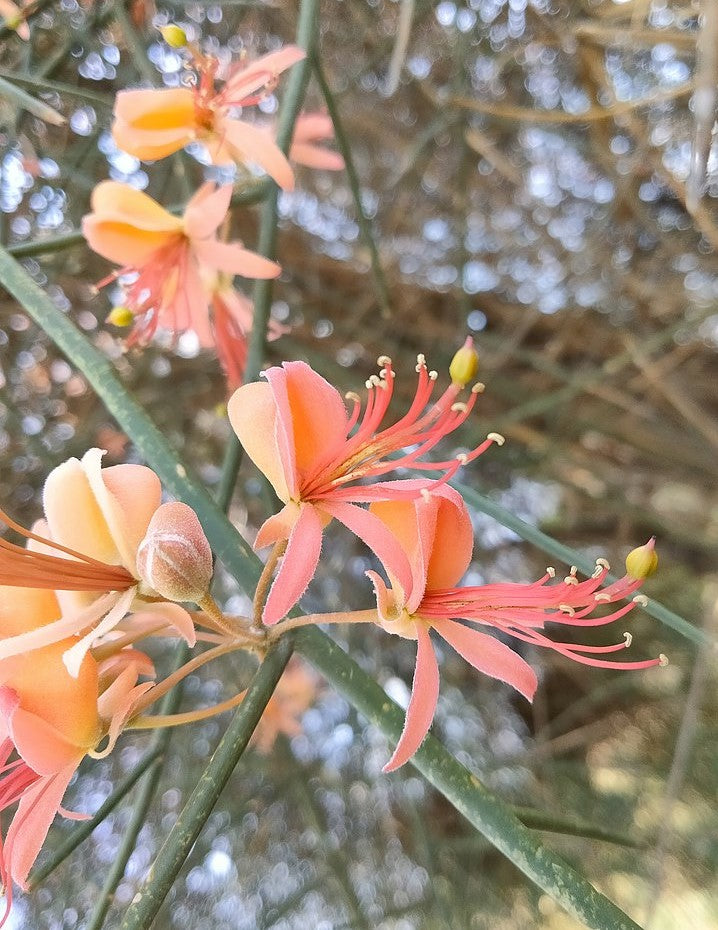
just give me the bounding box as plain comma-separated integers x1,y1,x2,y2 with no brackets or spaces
625,538,658,580
108,306,134,327
449,336,479,387
160,24,188,47
4,12,22,28
487,432,505,446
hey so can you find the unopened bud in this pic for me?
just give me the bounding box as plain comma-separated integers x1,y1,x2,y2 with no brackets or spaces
108,306,134,327
449,336,479,387
625,537,658,581
137,502,213,602
161,23,187,47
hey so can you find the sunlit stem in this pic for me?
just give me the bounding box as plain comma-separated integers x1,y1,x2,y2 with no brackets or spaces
197,592,249,639
129,690,247,730
268,609,378,641
252,539,287,631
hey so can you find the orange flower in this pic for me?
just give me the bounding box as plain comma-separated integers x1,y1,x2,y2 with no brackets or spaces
252,658,318,754
112,46,305,189
83,181,279,349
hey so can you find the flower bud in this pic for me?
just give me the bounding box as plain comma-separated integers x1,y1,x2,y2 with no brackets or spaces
449,336,479,387
108,306,134,327
137,502,213,602
161,24,187,47
625,537,658,581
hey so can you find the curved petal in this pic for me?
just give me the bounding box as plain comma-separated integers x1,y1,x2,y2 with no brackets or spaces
289,142,345,172
126,602,196,646
275,361,350,480
89,181,181,232
254,502,300,550
221,119,295,191
0,585,60,636
113,87,196,131
293,112,335,144
365,570,396,624
3,705,85,774
82,215,176,268
223,46,306,102
193,239,281,279
7,764,78,889
183,182,232,240
320,501,413,604
112,121,194,161
425,489,473,590
433,618,537,702
43,455,120,564
85,450,162,573
263,503,323,626
383,624,439,772
227,381,292,502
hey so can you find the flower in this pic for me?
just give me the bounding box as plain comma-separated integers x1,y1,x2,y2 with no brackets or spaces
252,658,319,754
289,113,345,172
83,181,279,348
228,349,499,625
366,484,665,771
204,275,289,389
112,46,305,189
0,585,154,920
0,448,200,676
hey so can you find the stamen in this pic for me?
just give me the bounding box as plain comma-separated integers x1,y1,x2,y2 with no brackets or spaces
632,594,648,607
487,432,505,445
456,453,468,465
345,391,361,403
594,593,611,602
428,370,438,381
558,604,575,616
472,382,486,394
623,632,633,647
659,654,669,666
546,566,556,578
563,575,579,586
451,402,468,413
377,355,391,366
596,558,611,570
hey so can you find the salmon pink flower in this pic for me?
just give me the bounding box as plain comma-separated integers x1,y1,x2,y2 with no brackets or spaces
204,275,289,389
0,585,155,921
252,658,319,754
290,113,345,172
112,46,305,188
228,350,499,625
83,181,279,350
0,448,201,676
366,485,665,770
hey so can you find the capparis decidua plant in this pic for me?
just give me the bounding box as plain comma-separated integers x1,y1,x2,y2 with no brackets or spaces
0,14,694,930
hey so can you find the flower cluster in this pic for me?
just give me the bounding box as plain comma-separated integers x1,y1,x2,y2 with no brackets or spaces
82,35,342,389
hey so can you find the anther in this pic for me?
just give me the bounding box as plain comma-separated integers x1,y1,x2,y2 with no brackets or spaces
558,604,575,616
456,453,468,465
546,566,556,578
659,654,669,667
594,593,611,602
596,558,610,570
563,575,579,586
591,565,604,579
451,402,468,413
416,353,426,367
487,432,505,445
345,391,361,403
429,370,438,381
377,355,391,366
632,594,648,607
471,382,486,394
365,379,374,390
623,632,633,647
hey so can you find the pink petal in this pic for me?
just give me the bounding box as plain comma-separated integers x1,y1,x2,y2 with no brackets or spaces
221,119,295,191
263,504,323,626
365,570,396,623
3,705,83,775
254,502,300,550
223,46,306,102
6,765,78,889
193,239,281,279
273,361,350,479
227,381,294,502
289,142,345,172
433,618,538,701
127,602,196,646
384,624,439,772
183,182,232,240
293,112,334,144
320,501,413,604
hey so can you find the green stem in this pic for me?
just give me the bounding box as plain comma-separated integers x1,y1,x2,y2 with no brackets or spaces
312,54,392,319
118,638,293,930
294,626,644,930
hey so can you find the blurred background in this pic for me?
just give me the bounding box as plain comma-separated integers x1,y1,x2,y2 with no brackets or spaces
1,0,717,926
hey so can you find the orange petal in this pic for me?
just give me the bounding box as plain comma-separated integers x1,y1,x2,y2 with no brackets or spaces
90,181,182,231
424,487,473,590
112,121,194,160
113,87,196,131
183,182,232,240
0,585,60,635
221,119,295,191
227,381,292,502
193,239,281,279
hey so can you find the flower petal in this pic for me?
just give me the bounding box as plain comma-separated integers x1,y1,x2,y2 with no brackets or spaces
227,381,293,502
221,118,295,191
433,618,538,701
254,502,300,550
113,87,196,132
183,182,232,240
193,239,281,279
320,501,413,604
63,587,137,678
383,623,439,772
222,46,306,102
263,503,323,625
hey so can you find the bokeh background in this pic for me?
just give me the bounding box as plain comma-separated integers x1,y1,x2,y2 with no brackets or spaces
1,0,717,927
